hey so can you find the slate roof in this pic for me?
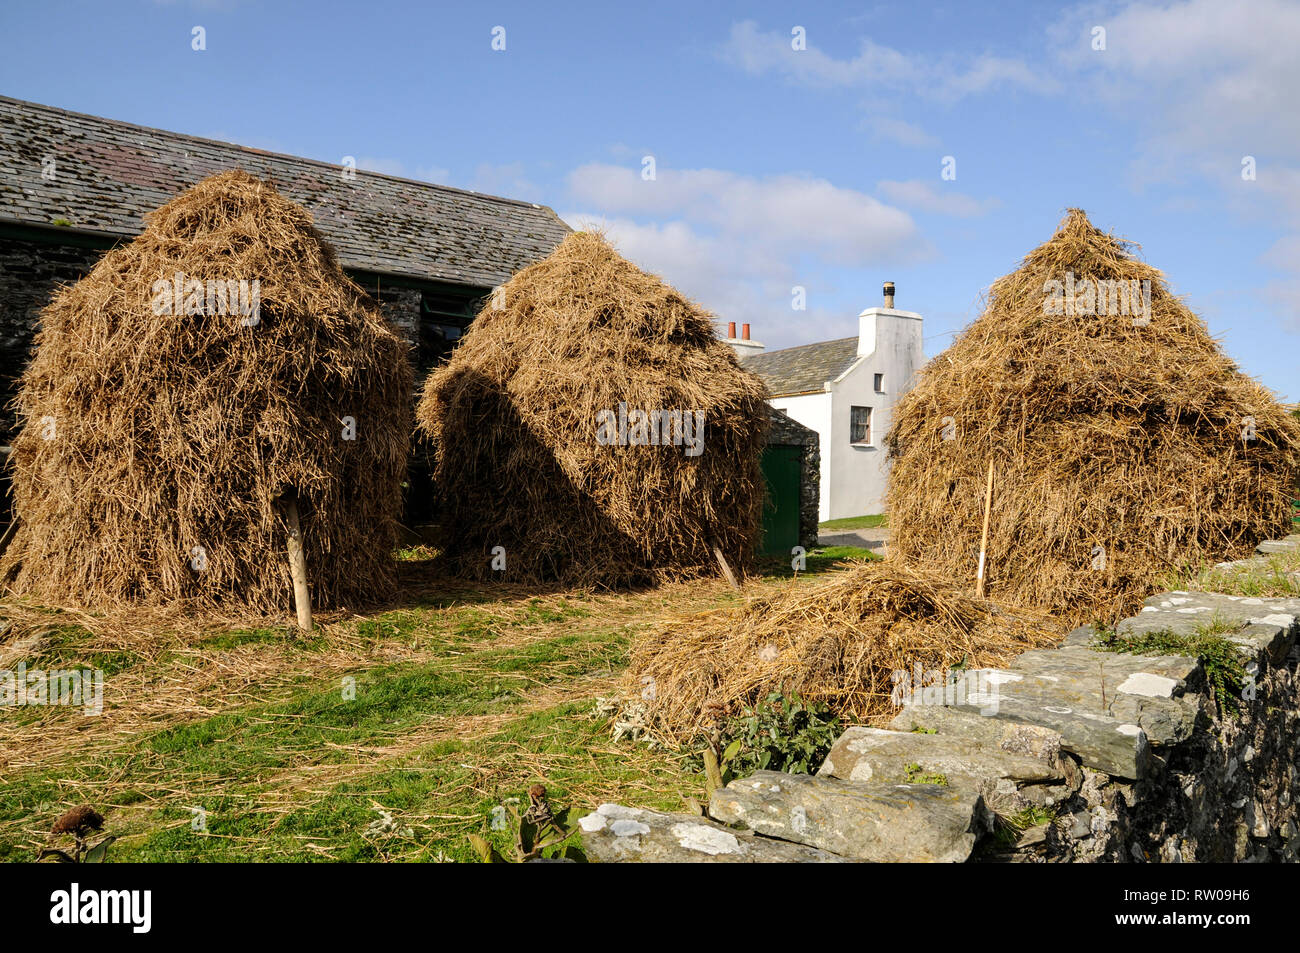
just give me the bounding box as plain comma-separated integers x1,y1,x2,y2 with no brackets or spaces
742,337,861,397
0,96,570,288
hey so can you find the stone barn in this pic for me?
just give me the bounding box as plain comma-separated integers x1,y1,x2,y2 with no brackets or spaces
0,95,570,522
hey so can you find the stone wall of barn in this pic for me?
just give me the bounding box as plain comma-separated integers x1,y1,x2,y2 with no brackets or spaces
0,234,106,441
0,241,428,426
353,278,422,350
350,279,429,529
0,237,430,524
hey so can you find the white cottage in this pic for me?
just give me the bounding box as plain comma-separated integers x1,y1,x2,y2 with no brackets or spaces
731,283,923,521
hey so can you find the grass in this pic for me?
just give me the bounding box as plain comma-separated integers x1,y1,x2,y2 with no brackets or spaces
6,525,1287,862
25,624,144,676
751,544,879,578
1090,617,1248,716
1175,541,1300,598
818,514,888,531
903,762,948,785
395,543,439,562
0,545,870,863
991,805,1059,849
805,545,880,572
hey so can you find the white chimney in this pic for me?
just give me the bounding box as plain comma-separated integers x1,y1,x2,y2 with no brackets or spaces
858,281,922,357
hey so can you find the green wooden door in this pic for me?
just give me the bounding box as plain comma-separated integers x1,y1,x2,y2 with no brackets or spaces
760,444,802,556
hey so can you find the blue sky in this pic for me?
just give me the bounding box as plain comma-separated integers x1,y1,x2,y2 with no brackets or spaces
2,0,1297,399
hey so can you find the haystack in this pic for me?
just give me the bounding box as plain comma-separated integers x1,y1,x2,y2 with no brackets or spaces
625,560,1058,740
886,209,1300,622
0,170,412,612
415,231,768,587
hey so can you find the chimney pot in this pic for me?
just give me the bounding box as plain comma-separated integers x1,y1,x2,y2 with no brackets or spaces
742,323,750,340
727,321,736,339
883,281,895,309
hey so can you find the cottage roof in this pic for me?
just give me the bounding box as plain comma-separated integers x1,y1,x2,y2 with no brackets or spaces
743,337,860,397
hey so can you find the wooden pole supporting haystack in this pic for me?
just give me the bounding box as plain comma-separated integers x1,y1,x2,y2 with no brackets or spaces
0,516,18,557
711,543,741,591
284,496,312,630
975,458,994,599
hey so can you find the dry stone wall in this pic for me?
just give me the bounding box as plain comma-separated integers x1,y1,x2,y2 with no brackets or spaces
580,535,1300,863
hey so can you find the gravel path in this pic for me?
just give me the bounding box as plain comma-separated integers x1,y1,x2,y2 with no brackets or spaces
817,526,889,555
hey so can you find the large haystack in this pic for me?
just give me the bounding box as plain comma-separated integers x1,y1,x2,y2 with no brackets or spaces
416,231,768,587
625,561,1059,740
0,170,412,612
886,209,1300,622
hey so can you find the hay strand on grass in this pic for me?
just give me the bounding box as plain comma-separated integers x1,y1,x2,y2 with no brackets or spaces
885,209,1300,623
626,560,1059,742
415,231,769,587
0,170,412,613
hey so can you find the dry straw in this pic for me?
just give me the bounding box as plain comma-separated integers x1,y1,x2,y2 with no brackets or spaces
624,209,1298,740
416,231,769,587
625,560,1059,741
885,209,1300,623
0,170,412,613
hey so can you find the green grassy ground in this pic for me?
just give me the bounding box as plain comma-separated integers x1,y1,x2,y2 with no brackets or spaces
818,514,888,531
0,546,876,863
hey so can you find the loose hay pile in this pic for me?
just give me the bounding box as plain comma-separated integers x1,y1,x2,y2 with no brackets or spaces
623,209,1298,740
416,231,768,587
886,209,1300,622
624,560,1059,741
0,170,412,613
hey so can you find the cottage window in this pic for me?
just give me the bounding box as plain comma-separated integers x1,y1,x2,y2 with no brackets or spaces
850,406,872,445
873,373,884,392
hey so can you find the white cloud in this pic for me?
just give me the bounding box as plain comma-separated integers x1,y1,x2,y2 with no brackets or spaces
557,216,785,332
567,162,928,266
1258,277,1300,333
563,215,861,344
1053,0,1300,134
865,116,939,148
720,20,1051,102
465,162,543,202
1254,166,1300,227
150,0,248,9
356,156,451,185
355,157,406,177
1262,234,1300,270
1049,0,1300,191
358,159,543,200
877,179,999,218
1261,233,1300,332
1048,1,1300,331
563,163,932,349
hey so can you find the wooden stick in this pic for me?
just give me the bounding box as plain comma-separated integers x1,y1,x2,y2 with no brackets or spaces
711,543,741,591
975,458,994,599
0,515,18,556
284,497,312,630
